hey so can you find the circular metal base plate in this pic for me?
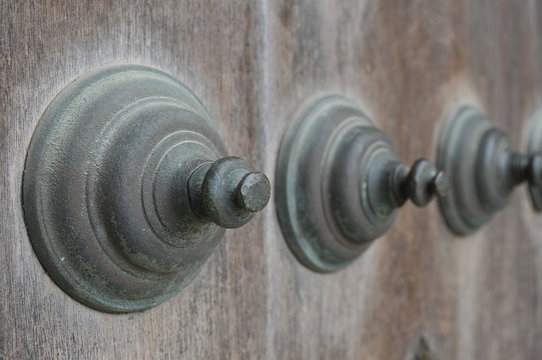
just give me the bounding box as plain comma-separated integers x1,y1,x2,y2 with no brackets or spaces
275,95,399,273
527,112,542,211
437,106,509,235
23,65,227,312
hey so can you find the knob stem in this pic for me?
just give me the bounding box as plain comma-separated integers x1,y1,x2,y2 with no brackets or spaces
505,151,542,187
391,159,449,208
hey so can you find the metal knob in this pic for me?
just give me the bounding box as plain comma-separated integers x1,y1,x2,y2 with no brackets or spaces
22,65,270,312
437,106,542,235
391,159,449,208
275,95,447,272
505,152,542,187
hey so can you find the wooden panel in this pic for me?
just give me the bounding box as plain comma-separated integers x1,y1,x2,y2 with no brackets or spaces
263,0,542,359
1,0,541,359
0,1,268,359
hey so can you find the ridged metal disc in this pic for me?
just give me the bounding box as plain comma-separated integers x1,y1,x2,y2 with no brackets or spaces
23,65,227,312
275,95,399,273
527,111,542,210
437,105,510,235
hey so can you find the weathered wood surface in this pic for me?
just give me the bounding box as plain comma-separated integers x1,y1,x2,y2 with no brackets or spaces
1,0,541,359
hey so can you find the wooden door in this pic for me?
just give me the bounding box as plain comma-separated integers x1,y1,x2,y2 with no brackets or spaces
1,1,541,359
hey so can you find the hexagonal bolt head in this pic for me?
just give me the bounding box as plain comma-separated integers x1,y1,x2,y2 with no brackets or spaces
236,172,271,213
188,156,271,229
406,159,448,207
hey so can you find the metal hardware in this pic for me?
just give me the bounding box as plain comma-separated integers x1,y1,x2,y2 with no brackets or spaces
275,95,447,273
22,65,270,313
412,337,438,360
437,105,542,235
527,112,542,210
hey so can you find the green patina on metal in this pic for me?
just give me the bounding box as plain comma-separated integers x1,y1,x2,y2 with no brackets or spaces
437,105,542,235
275,95,447,273
23,65,270,313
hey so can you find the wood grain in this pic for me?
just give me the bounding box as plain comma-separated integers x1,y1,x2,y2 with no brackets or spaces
0,1,267,359
1,0,542,359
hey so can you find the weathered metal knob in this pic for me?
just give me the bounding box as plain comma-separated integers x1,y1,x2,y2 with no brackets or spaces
188,156,271,228
437,106,542,235
275,95,447,272
22,65,270,312
391,159,448,208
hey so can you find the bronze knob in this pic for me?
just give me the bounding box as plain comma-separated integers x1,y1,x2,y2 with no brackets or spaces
275,95,447,272
23,65,270,312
